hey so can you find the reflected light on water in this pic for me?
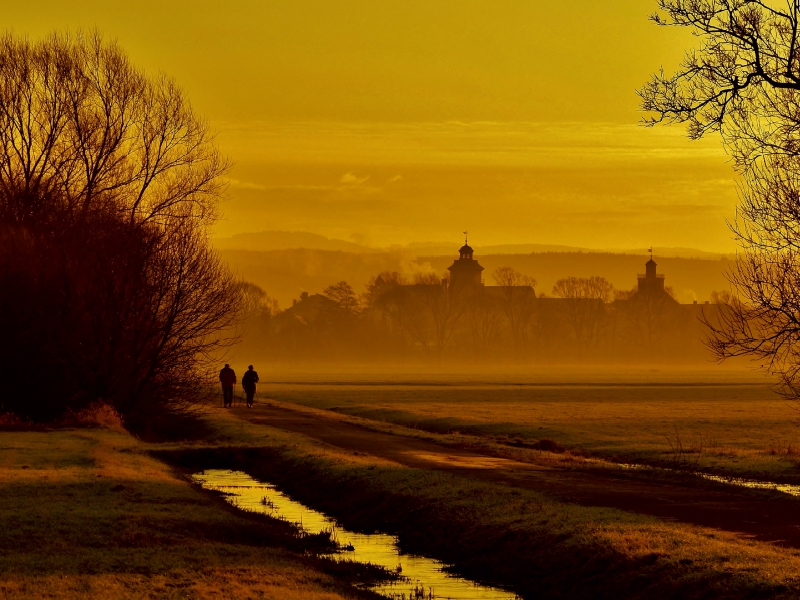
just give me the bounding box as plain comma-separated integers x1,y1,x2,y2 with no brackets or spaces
698,473,800,496
192,469,518,600
619,463,800,497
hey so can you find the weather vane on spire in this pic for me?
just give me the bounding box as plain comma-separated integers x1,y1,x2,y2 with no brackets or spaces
463,231,468,245
648,246,653,260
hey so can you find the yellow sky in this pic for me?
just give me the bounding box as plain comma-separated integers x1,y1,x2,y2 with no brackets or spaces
5,1,737,251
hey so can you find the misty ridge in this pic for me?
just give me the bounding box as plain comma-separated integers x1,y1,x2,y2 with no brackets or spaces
215,229,735,261
224,232,733,366
216,230,733,308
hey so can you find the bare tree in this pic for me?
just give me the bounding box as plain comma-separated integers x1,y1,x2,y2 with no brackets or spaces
639,1,800,391
232,282,280,355
0,31,225,228
551,276,613,354
639,1,800,167
464,289,504,352
0,31,238,424
369,272,461,357
623,285,680,352
362,272,413,346
492,267,537,353
411,272,466,357
704,169,800,394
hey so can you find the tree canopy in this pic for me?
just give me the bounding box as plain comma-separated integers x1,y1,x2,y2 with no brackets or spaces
0,31,239,426
641,1,800,395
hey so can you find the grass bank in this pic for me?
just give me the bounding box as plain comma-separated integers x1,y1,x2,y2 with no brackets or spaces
0,424,388,599
157,407,800,600
265,379,800,482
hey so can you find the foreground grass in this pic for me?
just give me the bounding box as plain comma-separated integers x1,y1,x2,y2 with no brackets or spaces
157,406,800,599
262,371,800,481
10,367,800,599
0,426,384,599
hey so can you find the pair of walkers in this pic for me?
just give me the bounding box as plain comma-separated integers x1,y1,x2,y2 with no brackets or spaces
219,364,260,408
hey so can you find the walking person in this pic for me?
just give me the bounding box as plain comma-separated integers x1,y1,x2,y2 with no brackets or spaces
242,365,260,408
219,363,237,408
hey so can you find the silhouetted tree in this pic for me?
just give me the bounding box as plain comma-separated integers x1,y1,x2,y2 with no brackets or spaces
639,1,800,167
361,272,414,350
622,285,680,353
0,31,237,423
233,282,280,355
492,267,537,354
640,1,800,391
412,272,466,357
464,289,504,352
551,276,613,354
363,272,407,310
322,281,359,314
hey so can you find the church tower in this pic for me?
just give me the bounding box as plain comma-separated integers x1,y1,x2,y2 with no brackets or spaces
447,234,484,287
637,253,666,295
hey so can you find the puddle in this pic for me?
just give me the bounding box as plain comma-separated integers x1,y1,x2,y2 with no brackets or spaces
618,463,800,497
697,473,800,497
192,469,519,600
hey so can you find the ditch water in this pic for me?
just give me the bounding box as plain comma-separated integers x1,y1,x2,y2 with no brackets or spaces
619,463,800,497
192,469,519,600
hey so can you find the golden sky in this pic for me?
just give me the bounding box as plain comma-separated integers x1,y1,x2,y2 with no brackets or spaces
6,1,737,251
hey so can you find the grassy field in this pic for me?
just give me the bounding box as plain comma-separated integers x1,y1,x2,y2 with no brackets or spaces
258,365,800,481
157,403,800,599
8,363,800,599
0,418,386,600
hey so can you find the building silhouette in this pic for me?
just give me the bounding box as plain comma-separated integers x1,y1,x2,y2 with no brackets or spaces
273,238,718,362
627,253,678,304
447,239,484,287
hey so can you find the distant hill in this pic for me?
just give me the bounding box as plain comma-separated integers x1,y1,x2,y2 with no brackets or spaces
213,230,734,260
411,243,733,260
214,230,374,253
218,247,732,308
406,242,585,255
218,248,419,307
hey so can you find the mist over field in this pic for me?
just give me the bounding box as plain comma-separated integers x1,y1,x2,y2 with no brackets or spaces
217,233,731,307
218,232,737,367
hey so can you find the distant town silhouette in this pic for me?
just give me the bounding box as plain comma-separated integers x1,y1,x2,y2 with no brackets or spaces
233,241,721,364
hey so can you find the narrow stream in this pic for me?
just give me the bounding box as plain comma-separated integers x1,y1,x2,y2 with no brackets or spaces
192,469,519,600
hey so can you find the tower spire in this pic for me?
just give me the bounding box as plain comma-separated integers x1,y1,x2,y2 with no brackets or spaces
463,230,468,245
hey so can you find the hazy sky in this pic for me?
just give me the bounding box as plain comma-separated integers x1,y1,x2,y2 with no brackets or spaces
6,1,737,251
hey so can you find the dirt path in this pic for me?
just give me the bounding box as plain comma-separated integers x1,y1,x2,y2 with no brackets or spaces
240,401,800,549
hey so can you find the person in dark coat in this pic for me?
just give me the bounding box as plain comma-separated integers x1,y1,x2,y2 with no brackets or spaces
242,365,259,408
219,364,237,407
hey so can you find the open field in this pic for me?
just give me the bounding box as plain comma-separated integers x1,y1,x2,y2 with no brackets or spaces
255,365,800,481
8,364,800,599
159,398,800,599
0,422,385,600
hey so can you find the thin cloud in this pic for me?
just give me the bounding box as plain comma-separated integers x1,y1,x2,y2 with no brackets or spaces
340,172,370,185
225,178,269,191
228,173,384,198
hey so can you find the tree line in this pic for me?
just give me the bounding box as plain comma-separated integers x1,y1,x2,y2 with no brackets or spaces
237,268,714,363
0,32,240,425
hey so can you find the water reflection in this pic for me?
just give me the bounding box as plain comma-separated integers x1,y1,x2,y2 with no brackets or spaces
192,469,518,600
619,463,800,497
698,473,800,496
